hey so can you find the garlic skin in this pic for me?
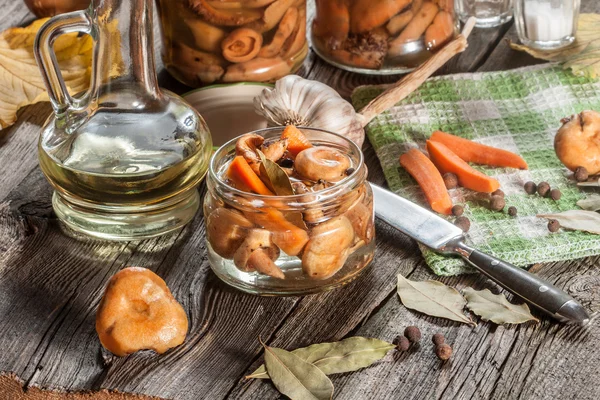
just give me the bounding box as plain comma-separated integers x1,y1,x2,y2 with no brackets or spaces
254,75,365,146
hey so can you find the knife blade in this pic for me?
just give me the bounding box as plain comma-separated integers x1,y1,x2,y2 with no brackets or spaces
371,183,589,324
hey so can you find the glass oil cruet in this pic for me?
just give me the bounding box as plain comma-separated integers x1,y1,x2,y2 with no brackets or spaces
34,0,212,240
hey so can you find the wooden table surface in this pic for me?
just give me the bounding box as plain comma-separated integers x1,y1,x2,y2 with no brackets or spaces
1,2,599,400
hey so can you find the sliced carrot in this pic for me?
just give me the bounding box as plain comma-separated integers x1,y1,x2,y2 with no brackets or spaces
399,148,453,215
427,140,500,193
430,131,528,169
280,125,312,156
246,208,309,255
227,156,274,196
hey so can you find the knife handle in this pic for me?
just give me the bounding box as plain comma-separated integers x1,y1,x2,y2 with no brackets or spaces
451,240,589,324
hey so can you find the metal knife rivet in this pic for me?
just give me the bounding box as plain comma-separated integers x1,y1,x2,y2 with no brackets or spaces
539,286,549,292
491,260,499,266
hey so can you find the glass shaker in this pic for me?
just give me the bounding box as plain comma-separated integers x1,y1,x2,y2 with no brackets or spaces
34,0,213,240
514,0,580,50
311,0,459,74
156,0,308,87
455,0,513,28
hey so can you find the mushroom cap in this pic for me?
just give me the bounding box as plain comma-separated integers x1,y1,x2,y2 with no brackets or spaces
555,110,600,174
95,267,188,357
236,133,265,174
295,146,351,182
207,208,255,259
233,228,279,270
302,216,355,280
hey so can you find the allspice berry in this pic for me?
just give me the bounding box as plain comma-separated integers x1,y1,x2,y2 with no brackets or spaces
432,333,445,347
393,335,410,351
550,189,562,201
490,195,506,211
435,344,453,361
443,173,459,189
574,166,589,182
491,189,505,198
537,181,551,197
452,204,464,217
548,219,560,232
524,181,537,195
454,216,471,232
508,206,517,217
404,326,421,343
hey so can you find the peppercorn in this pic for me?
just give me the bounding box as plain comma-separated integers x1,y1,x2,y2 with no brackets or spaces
490,195,506,211
548,219,560,232
574,166,589,182
524,181,537,195
537,182,551,197
435,344,453,361
404,326,421,343
454,216,471,232
443,173,459,189
508,206,517,217
345,167,355,176
550,188,562,201
393,335,410,351
432,333,445,346
278,158,294,168
491,189,505,198
452,204,464,217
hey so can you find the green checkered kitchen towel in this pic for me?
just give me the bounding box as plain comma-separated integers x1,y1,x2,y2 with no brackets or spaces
352,64,600,276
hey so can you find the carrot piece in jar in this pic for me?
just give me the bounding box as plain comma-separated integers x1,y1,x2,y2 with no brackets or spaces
280,125,312,156
425,11,455,50
228,156,274,195
246,208,309,256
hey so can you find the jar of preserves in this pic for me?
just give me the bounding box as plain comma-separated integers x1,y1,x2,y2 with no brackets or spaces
204,126,375,295
157,0,308,86
311,0,458,74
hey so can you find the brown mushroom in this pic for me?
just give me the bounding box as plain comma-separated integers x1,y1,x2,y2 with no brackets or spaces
295,146,351,182
260,138,288,162
235,133,264,174
95,267,188,357
291,181,325,224
233,229,284,279
206,208,254,259
302,216,355,280
344,193,375,243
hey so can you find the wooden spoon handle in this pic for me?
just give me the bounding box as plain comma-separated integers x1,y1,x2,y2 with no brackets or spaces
357,17,476,127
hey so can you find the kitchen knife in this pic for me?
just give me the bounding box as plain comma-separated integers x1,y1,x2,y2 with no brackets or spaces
371,183,589,324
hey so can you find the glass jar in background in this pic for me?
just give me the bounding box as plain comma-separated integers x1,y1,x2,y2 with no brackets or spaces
24,0,89,17
514,0,579,50
204,127,375,295
455,0,513,28
311,0,459,74
157,0,308,87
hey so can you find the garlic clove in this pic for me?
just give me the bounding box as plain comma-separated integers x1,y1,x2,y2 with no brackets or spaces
254,75,365,146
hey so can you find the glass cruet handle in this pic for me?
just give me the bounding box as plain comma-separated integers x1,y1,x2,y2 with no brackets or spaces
33,11,94,115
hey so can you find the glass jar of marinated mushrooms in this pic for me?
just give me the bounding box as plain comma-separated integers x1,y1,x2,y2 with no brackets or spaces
204,127,375,295
156,0,308,86
311,0,458,74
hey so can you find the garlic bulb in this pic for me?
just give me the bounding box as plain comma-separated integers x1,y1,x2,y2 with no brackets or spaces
254,75,365,146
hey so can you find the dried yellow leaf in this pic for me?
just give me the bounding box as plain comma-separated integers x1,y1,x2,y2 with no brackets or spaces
509,14,600,78
0,18,92,129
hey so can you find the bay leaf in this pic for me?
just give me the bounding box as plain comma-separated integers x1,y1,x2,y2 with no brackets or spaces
577,195,600,211
464,288,539,324
247,336,395,379
537,210,600,234
397,274,476,326
263,342,334,400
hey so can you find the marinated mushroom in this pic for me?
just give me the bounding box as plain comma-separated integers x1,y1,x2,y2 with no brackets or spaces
554,110,600,174
302,215,355,279
236,133,265,174
260,138,288,162
295,146,351,182
233,229,284,279
344,193,375,242
95,267,188,357
206,208,254,259
246,208,309,256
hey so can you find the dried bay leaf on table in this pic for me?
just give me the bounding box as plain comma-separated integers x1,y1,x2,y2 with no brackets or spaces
397,274,476,326
464,288,539,324
509,14,600,78
263,342,334,400
537,210,600,234
247,336,395,379
577,194,600,211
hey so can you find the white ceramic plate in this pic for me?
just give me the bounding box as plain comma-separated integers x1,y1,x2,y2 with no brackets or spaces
183,83,272,147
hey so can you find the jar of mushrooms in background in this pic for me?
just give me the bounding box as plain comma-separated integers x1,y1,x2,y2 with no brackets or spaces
312,0,458,73
204,127,375,295
157,0,308,86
